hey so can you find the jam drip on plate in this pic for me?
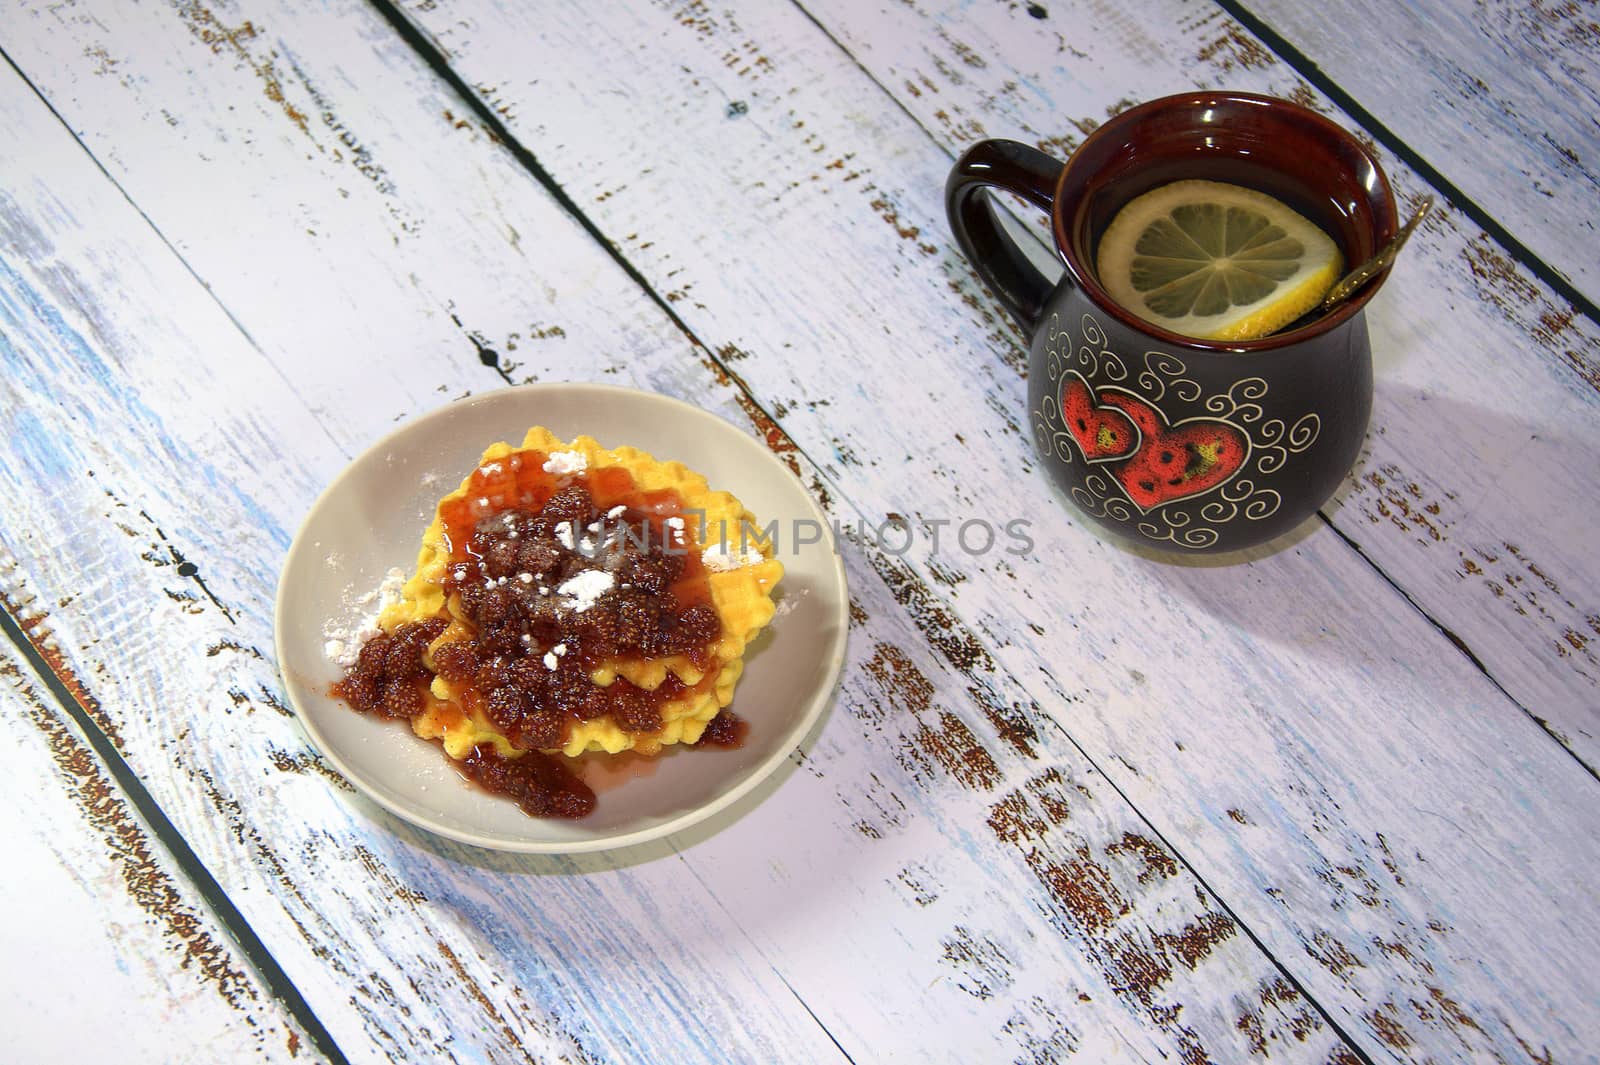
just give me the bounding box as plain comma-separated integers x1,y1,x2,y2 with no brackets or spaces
694,709,748,748
458,743,596,819
333,619,597,819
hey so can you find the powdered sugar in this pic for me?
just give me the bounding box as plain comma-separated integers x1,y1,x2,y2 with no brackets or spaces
772,589,804,618
323,566,408,668
542,450,588,475
702,541,766,571
556,569,614,612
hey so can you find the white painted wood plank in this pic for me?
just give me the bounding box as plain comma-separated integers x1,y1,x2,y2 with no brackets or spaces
0,2,1366,1062
1244,0,1600,304
0,10,841,1062
6,2,1593,1061
791,0,1600,759
0,629,319,1064
377,1,1600,1060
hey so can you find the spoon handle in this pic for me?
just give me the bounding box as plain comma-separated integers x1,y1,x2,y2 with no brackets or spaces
1319,196,1434,313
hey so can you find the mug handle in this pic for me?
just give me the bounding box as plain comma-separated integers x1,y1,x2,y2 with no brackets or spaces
945,140,1066,330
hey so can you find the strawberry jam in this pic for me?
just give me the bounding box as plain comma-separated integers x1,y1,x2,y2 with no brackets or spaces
332,617,448,719
457,743,595,819
693,708,748,748
332,446,733,820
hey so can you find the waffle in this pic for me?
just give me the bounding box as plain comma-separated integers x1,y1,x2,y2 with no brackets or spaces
379,428,783,758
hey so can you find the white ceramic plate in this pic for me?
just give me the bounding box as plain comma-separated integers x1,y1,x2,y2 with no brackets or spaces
274,383,848,852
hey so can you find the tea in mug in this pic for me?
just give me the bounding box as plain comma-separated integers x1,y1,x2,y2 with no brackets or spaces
1093,179,1343,342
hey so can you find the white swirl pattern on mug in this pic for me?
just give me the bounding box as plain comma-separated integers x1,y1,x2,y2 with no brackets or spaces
1136,518,1220,549
1071,472,1134,524
1254,413,1322,475
1204,377,1268,424
1199,478,1283,524
1035,314,1080,466
1076,314,1129,381
1137,350,1202,404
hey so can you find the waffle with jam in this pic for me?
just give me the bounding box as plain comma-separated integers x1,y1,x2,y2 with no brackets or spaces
332,428,783,817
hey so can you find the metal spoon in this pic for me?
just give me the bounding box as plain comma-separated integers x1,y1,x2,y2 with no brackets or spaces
1318,195,1434,313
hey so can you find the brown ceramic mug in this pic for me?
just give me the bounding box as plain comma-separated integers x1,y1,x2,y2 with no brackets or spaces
947,92,1398,552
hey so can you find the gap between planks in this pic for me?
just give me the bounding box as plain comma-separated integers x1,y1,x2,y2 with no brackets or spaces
795,0,1588,778
0,591,353,1065
1216,0,1600,331
2,11,869,1062
1,41,356,1051
3,0,1554,1056
0,45,348,459
362,0,1383,1058
1318,514,1600,783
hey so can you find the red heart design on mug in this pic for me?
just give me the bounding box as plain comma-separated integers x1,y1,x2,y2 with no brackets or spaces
1060,374,1139,461
1098,390,1248,512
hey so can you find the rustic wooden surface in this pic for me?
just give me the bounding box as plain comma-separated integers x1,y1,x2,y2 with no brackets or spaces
0,632,315,1063
1241,0,1600,304
1,0,1595,1062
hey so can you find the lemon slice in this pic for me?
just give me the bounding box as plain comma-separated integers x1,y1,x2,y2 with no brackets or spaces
1095,180,1343,341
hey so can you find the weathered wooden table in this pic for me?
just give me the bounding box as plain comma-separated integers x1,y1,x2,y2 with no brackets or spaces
3,1,1596,1062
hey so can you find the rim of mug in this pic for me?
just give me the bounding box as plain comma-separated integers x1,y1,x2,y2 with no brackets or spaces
1050,91,1399,354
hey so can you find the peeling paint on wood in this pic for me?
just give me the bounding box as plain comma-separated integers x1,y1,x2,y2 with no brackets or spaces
388,1,1600,1060
1,0,1597,1061
0,642,317,1062
1246,0,1600,301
